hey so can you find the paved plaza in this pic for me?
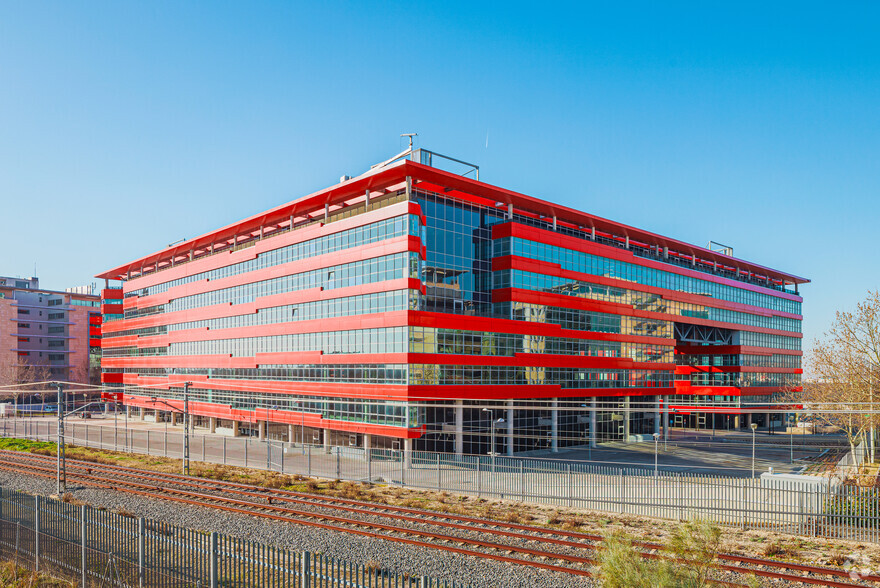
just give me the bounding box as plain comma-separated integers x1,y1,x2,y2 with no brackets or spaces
4,414,838,478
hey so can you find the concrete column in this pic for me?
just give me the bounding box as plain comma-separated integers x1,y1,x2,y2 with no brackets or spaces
258,421,267,441
288,424,295,444
767,412,773,433
323,428,331,452
590,398,597,448
550,398,559,453
363,433,372,452
170,411,178,426
403,438,412,468
209,417,216,434
231,421,240,437
324,203,329,222
623,396,631,442
506,400,514,456
745,413,752,429
454,400,464,456
139,407,145,421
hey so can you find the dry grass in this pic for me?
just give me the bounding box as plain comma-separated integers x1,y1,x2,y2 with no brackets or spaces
546,511,563,525
761,541,785,557
562,517,584,530
115,506,136,519
59,493,88,507
0,560,74,587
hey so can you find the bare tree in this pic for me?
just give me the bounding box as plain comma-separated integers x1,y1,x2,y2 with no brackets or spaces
0,357,53,413
800,291,880,463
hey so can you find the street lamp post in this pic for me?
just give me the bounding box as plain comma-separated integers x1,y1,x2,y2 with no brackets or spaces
481,408,505,473
490,418,505,472
124,400,129,451
481,407,491,457
653,432,660,478
751,421,758,479
293,400,305,454
580,403,591,461
265,405,278,471
114,399,118,452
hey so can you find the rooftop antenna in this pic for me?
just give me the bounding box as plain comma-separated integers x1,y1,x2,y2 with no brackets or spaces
370,133,419,171
401,133,417,150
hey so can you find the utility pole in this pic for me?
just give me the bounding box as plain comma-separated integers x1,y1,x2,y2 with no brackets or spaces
183,382,190,475
56,382,66,495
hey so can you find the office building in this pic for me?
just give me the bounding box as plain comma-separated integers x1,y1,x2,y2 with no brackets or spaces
96,149,806,454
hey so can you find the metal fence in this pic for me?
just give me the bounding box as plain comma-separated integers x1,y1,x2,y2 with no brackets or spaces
0,487,464,588
4,419,880,544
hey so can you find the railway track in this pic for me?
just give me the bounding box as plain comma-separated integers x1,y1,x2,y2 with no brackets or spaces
0,449,875,587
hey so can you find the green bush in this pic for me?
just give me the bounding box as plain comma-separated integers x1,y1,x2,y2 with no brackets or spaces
0,438,56,453
597,520,754,588
824,494,880,528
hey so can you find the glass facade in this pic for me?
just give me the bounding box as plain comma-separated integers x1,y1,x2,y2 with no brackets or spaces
103,159,804,450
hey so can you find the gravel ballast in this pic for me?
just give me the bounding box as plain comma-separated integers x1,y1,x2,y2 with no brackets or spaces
0,469,596,588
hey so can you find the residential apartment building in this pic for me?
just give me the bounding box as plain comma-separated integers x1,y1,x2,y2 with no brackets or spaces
0,276,101,390
96,149,806,454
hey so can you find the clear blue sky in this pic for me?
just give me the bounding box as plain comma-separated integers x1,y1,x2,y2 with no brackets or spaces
1,2,878,349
